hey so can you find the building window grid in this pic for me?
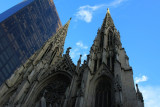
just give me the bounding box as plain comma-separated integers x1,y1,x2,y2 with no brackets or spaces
0,0,61,85
0,71,5,81
1,67,9,78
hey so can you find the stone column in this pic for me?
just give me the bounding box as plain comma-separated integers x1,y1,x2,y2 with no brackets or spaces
40,96,46,107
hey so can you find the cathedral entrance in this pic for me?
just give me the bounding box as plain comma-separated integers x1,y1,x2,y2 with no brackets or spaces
95,78,112,107
35,74,71,107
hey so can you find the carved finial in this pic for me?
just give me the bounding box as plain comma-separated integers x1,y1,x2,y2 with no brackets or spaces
136,84,139,92
78,55,82,63
107,8,110,14
76,55,82,73
66,47,71,55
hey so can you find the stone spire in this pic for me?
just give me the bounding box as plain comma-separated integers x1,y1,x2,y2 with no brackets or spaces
93,8,116,51
101,8,114,29
56,17,71,54
88,8,119,73
33,18,71,65
76,55,82,73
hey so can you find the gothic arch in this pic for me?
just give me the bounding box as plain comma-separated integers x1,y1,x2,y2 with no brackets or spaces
106,27,114,33
24,71,72,107
108,30,114,46
49,47,59,64
1,86,18,106
94,76,112,107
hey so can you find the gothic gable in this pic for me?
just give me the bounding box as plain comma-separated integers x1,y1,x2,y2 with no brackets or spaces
54,54,76,75
35,52,76,83
94,62,113,80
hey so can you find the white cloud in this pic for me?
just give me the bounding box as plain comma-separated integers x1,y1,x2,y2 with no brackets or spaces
79,5,104,11
135,75,148,84
70,48,87,64
70,48,80,59
139,85,160,107
75,5,102,23
109,0,127,7
69,41,88,64
76,41,88,49
75,0,127,23
76,10,92,23
81,53,87,61
134,75,160,107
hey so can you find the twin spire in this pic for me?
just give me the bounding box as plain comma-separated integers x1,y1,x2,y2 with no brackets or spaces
43,8,113,64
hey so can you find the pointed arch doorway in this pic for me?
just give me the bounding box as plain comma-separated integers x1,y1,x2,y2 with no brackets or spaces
35,74,71,107
95,77,112,107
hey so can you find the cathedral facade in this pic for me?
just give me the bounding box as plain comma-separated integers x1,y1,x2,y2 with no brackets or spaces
0,9,144,107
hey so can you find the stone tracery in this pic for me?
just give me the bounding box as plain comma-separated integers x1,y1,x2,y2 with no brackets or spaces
36,75,71,107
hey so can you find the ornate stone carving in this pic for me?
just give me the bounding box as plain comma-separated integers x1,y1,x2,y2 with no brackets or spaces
114,75,122,92
66,47,71,55
36,76,70,107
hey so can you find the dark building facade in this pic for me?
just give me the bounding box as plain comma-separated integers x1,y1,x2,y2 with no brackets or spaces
0,9,144,107
0,0,62,85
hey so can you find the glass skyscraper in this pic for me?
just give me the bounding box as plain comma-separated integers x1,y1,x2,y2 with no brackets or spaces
0,0,62,85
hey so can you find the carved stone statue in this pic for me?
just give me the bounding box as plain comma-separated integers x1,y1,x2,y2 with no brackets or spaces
66,47,71,55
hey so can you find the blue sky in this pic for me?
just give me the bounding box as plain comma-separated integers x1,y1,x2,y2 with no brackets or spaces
0,0,160,106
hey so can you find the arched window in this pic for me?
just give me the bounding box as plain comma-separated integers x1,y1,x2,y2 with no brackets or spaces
94,59,97,73
49,47,58,64
35,75,71,107
108,31,113,46
41,44,53,59
100,32,104,50
95,78,112,107
107,57,110,67
99,58,102,67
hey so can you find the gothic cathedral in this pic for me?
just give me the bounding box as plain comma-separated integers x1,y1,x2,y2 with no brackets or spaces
0,9,144,107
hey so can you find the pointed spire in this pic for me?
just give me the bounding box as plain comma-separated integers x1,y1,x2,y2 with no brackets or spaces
107,8,110,14
78,55,82,64
101,8,114,29
47,17,71,44
136,84,139,92
66,47,72,55
76,55,82,73
33,18,71,64
57,18,71,53
62,17,71,33
47,17,71,52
